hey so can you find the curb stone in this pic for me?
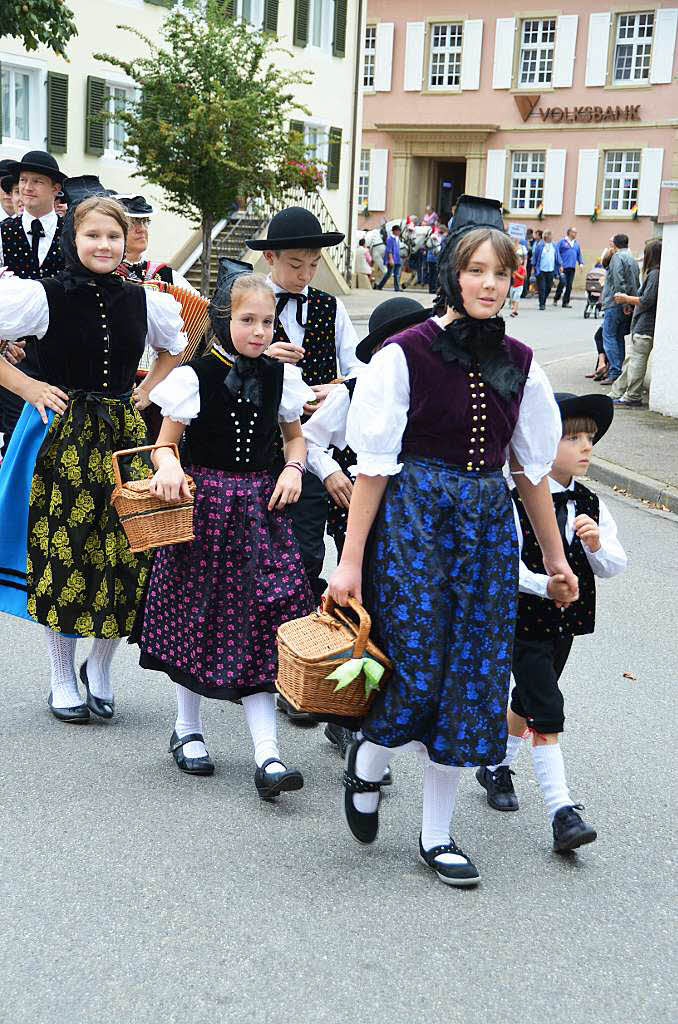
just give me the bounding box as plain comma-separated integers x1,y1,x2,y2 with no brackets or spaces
589,456,678,514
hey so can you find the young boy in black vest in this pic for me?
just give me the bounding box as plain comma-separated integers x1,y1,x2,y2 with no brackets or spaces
477,393,627,852
247,207,360,723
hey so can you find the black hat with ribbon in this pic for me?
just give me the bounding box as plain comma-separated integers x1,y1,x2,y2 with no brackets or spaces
61,175,117,207
247,206,344,250
554,393,613,445
356,297,432,363
5,150,64,184
118,195,155,218
209,257,255,345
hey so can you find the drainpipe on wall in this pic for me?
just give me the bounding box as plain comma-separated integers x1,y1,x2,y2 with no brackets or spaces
345,0,365,283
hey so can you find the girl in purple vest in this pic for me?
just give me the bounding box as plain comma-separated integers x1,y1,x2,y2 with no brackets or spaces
329,195,577,888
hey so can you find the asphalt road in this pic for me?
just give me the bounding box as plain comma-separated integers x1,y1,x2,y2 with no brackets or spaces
1,302,676,1024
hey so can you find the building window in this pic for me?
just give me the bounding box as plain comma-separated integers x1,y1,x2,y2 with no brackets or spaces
363,25,376,88
105,84,135,157
304,123,328,165
613,12,654,83
510,151,545,211
602,150,641,211
310,0,336,53
429,23,463,89
358,149,370,205
518,18,556,86
237,0,264,29
1,65,33,144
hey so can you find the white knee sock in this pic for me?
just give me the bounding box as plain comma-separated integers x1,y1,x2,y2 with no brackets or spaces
175,684,207,759
421,763,464,864
45,627,80,708
242,691,284,774
531,744,572,821
489,733,523,772
353,740,394,813
86,638,120,700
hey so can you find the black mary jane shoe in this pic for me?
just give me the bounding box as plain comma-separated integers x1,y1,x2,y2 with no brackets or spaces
343,740,383,845
326,725,394,786
47,692,90,723
418,834,481,888
275,693,318,726
79,662,114,720
169,730,215,776
254,758,304,801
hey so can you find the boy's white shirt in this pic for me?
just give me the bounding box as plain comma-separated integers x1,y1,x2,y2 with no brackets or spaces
302,382,352,482
266,273,361,378
517,476,627,599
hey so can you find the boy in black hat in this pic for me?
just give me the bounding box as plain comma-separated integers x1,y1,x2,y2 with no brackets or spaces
477,393,627,853
0,160,17,220
248,206,360,720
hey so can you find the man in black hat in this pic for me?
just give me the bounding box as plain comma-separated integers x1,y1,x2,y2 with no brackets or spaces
0,160,17,220
477,392,627,855
0,151,66,453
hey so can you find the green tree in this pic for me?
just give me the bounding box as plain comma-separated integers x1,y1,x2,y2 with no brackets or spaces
0,0,77,57
96,0,314,294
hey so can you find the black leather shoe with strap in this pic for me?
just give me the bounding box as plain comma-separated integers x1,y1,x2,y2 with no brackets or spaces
47,692,90,723
343,740,384,845
254,759,304,801
418,834,481,887
168,730,215,776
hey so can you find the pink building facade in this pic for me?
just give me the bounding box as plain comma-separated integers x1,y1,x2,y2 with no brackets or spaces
359,3,678,264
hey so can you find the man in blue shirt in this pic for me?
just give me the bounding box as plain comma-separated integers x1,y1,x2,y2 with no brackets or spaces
376,224,402,292
554,227,584,308
532,230,562,310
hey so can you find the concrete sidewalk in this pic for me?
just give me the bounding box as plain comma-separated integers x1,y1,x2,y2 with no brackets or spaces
342,288,678,513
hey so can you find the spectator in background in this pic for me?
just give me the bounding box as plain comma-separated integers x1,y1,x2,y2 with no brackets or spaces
610,238,661,406
599,233,640,385
0,175,22,219
421,205,439,226
353,237,373,290
426,223,448,294
533,230,562,310
376,224,402,292
509,249,527,317
522,227,534,297
554,227,584,308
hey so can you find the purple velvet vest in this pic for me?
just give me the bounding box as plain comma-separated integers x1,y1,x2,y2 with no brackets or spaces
386,319,533,471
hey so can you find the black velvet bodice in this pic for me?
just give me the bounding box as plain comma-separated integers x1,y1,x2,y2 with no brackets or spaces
183,348,284,472
39,278,148,394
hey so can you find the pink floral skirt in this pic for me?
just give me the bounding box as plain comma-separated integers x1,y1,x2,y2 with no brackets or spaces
138,466,314,700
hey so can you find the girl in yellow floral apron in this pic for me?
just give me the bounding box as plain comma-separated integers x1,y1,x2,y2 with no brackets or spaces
0,189,186,722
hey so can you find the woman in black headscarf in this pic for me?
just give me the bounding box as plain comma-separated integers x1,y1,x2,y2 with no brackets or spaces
0,194,186,723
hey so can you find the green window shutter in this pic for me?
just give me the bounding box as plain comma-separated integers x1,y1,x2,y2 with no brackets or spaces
294,0,309,47
47,72,68,154
289,119,304,139
85,75,106,156
327,127,342,189
332,0,347,57
263,0,279,34
214,0,236,16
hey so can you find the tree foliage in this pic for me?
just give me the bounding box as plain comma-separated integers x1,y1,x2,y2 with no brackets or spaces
95,0,314,292
0,0,77,57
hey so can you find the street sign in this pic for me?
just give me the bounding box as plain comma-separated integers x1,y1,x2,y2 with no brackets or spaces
661,180,678,188
508,223,527,239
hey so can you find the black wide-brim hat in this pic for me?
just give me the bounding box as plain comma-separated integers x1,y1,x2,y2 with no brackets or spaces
118,195,155,217
1,174,17,195
554,393,613,445
247,206,344,250
61,175,117,207
6,150,64,184
356,297,433,363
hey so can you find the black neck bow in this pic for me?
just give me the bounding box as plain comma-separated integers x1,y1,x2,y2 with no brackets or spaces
217,348,272,408
431,316,528,401
276,291,308,327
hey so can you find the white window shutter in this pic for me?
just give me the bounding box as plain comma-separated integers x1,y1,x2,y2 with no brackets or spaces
649,9,678,84
637,148,664,216
374,22,394,92
553,15,578,87
460,20,484,90
492,18,516,89
585,12,611,87
543,150,567,215
368,149,389,212
485,149,507,202
574,149,600,215
403,22,425,91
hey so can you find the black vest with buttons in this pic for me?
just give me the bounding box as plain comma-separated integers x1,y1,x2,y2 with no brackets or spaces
326,377,358,543
273,287,338,386
183,348,284,473
39,278,147,394
513,482,600,640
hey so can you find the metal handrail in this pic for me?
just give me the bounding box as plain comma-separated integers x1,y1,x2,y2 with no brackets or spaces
252,187,351,281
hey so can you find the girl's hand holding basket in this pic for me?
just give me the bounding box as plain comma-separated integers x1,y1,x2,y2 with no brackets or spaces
150,448,192,503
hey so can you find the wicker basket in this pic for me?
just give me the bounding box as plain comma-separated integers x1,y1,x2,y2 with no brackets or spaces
276,596,392,718
111,444,196,554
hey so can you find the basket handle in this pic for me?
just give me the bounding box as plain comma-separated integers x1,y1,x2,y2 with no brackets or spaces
111,443,180,491
323,595,372,659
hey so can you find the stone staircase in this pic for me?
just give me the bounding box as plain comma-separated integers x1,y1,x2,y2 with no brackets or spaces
184,212,263,293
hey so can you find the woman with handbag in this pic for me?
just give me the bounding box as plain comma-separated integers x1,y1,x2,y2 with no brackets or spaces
329,195,578,887
0,191,186,722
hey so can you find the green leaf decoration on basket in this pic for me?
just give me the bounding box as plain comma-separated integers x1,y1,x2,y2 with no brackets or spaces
326,657,385,698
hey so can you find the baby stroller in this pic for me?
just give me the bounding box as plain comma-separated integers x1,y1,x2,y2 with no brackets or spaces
583,266,605,319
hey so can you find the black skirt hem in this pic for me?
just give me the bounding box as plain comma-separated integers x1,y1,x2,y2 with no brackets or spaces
138,651,275,702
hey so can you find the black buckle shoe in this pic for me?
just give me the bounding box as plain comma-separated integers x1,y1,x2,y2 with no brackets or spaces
552,804,597,853
276,693,318,726
80,662,114,719
47,692,90,723
254,758,304,801
326,726,393,785
418,834,480,887
343,740,383,845
169,730,215,776
475,765,519,811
